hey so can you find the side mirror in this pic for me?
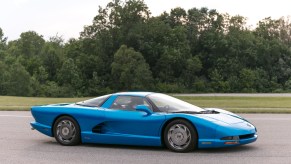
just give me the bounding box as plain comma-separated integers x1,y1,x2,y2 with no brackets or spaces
136,105,152,115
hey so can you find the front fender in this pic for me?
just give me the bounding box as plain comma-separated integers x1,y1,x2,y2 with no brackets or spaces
164,114,219,142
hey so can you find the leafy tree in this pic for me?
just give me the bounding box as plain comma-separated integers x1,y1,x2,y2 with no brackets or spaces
5,31,45,75
6,63,31,96
209,69,230,92
156,26,191,83
42,81,68,97
181,56,202,88
33,66,48,84
1,1,291,96
17,31,45,57
239,69,257,92
0,28,7,51
111,45,153,90
88,72,112,96
0,61,9,95
0,28,7,60
57,58,82,95
41,40,64,80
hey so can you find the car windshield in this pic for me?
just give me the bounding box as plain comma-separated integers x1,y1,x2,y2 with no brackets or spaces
147,93,205,113
76,94,110,107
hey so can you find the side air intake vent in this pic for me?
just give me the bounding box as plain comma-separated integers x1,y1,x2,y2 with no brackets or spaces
92,123,106,133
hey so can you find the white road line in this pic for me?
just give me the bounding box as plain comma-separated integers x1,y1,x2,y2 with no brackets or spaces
0,115,32,118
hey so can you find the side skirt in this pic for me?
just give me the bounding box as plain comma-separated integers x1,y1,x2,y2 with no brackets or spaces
81,131,162,146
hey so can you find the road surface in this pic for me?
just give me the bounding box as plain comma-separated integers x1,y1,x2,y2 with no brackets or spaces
0,111,290,164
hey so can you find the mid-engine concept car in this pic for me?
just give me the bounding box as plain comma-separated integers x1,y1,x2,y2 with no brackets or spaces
31,92,257,152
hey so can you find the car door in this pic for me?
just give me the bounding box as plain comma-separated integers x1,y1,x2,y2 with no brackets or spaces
101,95,166,145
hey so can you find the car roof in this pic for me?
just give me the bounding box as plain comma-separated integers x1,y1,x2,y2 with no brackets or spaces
113,92,154,97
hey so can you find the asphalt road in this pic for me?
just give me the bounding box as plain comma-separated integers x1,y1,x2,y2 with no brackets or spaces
0,111,291,164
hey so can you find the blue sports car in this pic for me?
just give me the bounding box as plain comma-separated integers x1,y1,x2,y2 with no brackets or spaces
30,92,257,152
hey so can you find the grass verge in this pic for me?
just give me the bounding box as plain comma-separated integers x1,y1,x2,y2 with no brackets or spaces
177,96,291,113
0,96,87,111
0,96,291,113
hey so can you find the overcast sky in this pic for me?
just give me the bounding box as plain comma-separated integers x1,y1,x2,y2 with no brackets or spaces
0,0,290,41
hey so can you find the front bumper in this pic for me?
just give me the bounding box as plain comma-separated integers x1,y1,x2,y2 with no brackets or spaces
198,133,258,148
30,122,53,137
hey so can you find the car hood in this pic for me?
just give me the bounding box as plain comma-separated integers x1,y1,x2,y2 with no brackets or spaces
198,113,245,125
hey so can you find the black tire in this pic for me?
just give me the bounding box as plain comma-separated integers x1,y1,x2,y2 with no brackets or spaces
53,116,81,146
163,119,197,152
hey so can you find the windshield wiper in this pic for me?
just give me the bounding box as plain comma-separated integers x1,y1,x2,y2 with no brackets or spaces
202,110,219,114
172,110,219,114
172,111,202,114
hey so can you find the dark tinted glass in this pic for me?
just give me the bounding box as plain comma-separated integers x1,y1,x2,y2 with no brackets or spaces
76,95,110,107
110,96,151,110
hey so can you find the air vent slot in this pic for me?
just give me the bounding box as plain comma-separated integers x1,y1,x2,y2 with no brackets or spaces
239,133,255,139
92,123,105,133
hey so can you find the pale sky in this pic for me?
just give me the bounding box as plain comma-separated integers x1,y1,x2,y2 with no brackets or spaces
0,0,290,41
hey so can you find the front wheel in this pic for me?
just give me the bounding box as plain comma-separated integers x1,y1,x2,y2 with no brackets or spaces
164,119,197,152
53,116,81,146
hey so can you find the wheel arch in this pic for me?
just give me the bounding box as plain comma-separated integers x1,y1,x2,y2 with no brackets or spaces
160,117,199,146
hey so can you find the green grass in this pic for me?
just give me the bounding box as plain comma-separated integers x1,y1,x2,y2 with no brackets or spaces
0,96,88,111
1,95,291,113
176,96,291,113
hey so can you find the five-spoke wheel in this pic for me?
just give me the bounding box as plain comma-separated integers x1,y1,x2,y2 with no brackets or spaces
53,116,81,146
164,119,197,152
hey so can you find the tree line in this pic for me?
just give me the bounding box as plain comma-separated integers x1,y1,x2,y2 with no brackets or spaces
1,0,291,97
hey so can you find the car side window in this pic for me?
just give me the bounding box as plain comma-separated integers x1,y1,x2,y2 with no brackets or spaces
110,96,152,111
76,94,110,107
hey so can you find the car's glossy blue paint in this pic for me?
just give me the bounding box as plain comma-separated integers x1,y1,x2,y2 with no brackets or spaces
30,92,257,149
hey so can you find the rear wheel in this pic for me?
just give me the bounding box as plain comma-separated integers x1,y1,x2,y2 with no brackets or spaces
164,119,197,152
53,116,81,146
